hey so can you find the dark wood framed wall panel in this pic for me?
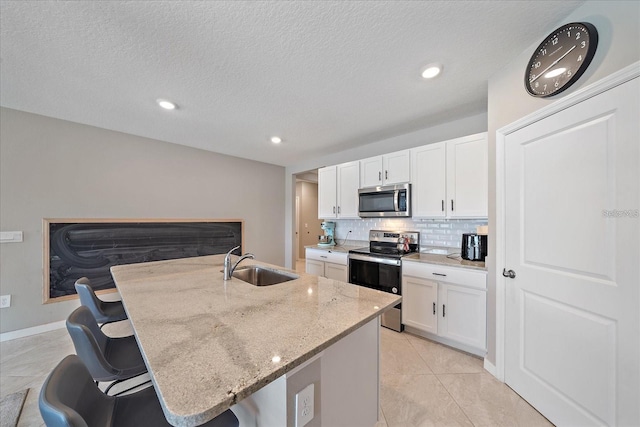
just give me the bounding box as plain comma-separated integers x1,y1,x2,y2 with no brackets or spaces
43,218,243,303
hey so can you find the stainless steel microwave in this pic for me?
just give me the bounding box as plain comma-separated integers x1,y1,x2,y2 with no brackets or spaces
358,183,411,218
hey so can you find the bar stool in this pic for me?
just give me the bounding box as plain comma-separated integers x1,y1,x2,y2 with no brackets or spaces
39,355,239,427
66,306,147,395
75,277,127,328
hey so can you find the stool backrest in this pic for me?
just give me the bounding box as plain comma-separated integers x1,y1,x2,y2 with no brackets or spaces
75,278,109,323
39,355,114,427
66,306,118,381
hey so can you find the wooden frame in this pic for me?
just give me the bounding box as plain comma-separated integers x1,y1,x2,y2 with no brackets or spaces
43,218,244,304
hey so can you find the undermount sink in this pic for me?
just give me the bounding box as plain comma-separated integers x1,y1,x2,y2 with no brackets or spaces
232,265,299,286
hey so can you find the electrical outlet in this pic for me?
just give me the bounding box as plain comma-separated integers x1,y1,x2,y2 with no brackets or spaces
295,383,314,427
0,295,11,308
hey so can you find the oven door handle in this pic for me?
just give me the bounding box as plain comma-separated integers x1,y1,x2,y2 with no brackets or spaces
348,253,401,266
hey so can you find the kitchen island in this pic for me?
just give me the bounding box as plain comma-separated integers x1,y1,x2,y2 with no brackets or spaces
111,255,400,427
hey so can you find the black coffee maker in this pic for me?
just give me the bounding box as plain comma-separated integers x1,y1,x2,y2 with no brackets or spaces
461,233,488,261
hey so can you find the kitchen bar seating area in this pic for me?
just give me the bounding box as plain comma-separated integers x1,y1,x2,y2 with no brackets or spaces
2,2,639,426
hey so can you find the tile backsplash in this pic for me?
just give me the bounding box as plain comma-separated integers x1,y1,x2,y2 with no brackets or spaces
332,218,488,250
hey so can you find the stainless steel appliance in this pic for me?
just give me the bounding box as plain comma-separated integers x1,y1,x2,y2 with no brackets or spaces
318,221,336,247
461,233,488,261
348,230,420,332
358,183,411,218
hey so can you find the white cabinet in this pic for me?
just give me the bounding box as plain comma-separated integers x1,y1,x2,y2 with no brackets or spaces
305,248,348,283
402,260,487,355
446,133,488,218
318,166,338,219
402,275,438,335
411,142,447,218
360,150,410,188
305,258,325,277
318,162,360,219
325,262,348,282
438,283,486,350
411,133,488,219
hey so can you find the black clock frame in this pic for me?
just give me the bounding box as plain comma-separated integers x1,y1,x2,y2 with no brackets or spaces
525,22,598,98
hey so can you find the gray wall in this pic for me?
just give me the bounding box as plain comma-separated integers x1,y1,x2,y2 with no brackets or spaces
0,107,286,333
485,1,640,365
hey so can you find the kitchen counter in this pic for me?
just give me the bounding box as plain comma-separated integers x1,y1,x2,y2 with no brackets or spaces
304,243,367,253
111,255,400,427
402,252,487,271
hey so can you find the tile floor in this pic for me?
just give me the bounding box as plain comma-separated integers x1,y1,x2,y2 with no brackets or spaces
0,322,552,426
377,328,553,426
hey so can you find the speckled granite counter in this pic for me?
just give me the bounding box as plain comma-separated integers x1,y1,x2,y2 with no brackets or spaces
111,255,400,427
402,252,487,271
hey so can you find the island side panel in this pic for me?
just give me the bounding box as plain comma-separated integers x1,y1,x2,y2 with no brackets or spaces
320,318,379,426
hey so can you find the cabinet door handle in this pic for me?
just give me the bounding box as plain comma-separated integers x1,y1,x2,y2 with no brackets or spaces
443,304,446,317
432,272,447,277
320,256,327,259
451,200,454,211
441,200,444,212
385,170,388,180
337,206,341,214
333,206,336,214
378,171,381,181
433,302,436,315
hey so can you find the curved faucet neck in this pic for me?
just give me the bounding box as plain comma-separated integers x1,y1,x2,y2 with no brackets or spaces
223,246,254,280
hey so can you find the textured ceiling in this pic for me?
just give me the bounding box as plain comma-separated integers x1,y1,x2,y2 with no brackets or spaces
0,1,583,166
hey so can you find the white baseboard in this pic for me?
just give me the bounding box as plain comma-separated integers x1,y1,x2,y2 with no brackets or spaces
0,320,66,342
483,358,498,379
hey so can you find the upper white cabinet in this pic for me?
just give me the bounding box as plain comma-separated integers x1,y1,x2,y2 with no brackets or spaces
411,142,447,218
360,150,411,188
411,133,488,219
446,133,488,218
318,162,360,219
318,166,338,218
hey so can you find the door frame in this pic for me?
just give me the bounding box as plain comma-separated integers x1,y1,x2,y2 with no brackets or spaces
494,61,640,382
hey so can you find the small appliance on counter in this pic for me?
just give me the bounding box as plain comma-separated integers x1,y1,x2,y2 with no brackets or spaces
318,221,336,247
461,233,488,261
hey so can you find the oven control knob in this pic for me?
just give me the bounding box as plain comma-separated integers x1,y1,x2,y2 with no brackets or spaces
392,287,398,294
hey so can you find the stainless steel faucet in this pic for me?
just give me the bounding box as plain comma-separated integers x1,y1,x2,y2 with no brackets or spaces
223,245,255,280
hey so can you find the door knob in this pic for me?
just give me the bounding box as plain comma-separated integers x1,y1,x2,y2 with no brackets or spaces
502,268,516,279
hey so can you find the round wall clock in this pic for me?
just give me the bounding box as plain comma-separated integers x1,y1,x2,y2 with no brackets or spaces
525,22,598,97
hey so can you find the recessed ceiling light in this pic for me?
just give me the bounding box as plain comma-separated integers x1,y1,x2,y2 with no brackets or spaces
270,136,282,144
157,99,176,110
421,63,443,79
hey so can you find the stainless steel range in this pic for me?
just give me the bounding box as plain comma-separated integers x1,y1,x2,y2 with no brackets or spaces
348,230,420,332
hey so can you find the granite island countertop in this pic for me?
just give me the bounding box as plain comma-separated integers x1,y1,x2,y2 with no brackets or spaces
110,255,400,427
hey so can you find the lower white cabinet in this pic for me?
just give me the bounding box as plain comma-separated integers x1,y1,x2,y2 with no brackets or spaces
438,283,486,350
305,248,348,283
402,260,487,355
402,276,438,334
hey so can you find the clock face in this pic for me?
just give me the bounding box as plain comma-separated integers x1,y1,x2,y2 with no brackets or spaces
525,22,598,97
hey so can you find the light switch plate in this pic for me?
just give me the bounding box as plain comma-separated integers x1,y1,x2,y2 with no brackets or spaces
295,383,314,427
0,231,23,243
0,295,11,308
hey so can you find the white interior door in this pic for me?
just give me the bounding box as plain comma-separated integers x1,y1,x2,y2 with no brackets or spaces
504,78,639,426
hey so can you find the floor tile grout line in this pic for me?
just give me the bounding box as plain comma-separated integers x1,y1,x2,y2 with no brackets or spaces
405,334,437,374
434,372,483,427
